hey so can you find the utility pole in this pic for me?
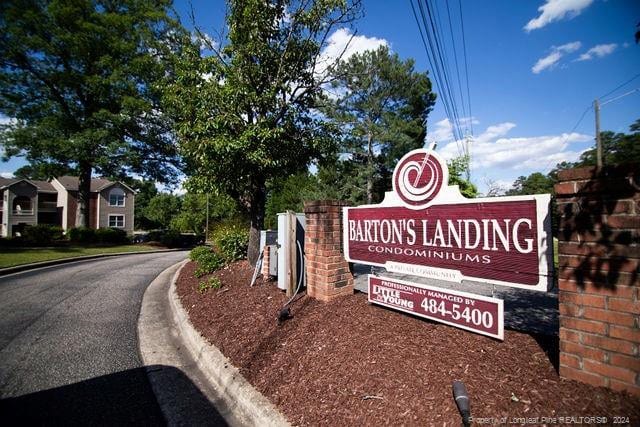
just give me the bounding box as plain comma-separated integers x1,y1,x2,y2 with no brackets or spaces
594,99,602,168
464,134,472,182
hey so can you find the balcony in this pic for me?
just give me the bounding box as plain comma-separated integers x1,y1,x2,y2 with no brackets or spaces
13,209,34,215
38,201,58,212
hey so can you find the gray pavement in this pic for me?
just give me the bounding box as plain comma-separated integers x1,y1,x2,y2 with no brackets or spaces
352,263,559,336
0,251,207,425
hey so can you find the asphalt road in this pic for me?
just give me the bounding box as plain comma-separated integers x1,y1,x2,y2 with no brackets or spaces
0,252,189,425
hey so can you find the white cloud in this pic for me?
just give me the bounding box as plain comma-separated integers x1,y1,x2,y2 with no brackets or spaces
315,28,388,78
193,31,218,52
438,122,591,172
0,115,17,126
427,117,480,145
524,0,594,32
1,172,15,179
428,118,454,143
576,43,617,61
532,41,581,73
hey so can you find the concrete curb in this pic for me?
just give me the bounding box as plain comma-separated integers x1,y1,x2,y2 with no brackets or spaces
0,248,186,276
168,262,290,427
139,259,290,426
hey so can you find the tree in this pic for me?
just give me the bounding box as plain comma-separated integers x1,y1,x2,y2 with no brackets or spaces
171,192,238,234
165,0,362,263
0,0,185,228
144,193,182,230
447,155,477,198
505,172,554,196
13,161,74,181
323,46,436,204
576,118,640,167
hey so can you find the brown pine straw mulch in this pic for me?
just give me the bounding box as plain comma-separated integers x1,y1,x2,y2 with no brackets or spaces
176,260,639,426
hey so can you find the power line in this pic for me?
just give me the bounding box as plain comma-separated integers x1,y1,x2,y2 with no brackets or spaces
541,104,593,173
410,0,468,155
599,72,640,102
411,0,463,152
458,0,473,137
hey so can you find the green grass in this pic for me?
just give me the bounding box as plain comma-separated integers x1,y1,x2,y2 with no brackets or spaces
0,245,158,268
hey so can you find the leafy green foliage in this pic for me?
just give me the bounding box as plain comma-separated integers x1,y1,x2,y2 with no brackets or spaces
447,156,477,198
163,0,362,264
575,118,640,167
13,163,75,181
506,172,555,196
67,227,97,244
265,172,322,228
126,179,160,230
190,245,214,262
198,276,222,294
144,194,182,230
0,0,187,226
322,46,436,204
94,228,129,244
171,193,238,234
193,252,225,278
23,225,64,246
211,221,250,262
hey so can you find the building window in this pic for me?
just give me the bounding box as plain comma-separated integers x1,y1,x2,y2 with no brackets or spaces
109,188,125,207
109,215,125,228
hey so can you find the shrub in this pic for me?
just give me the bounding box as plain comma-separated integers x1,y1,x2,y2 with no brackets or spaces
211,221,249,262
95,228,129,244
23,224,64,246
194,251,225,277
198,276,222,293
160,229,183,248
190,245,213,262
67,227,96,244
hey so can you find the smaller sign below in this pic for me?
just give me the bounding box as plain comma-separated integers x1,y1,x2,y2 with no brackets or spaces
368,275,504,340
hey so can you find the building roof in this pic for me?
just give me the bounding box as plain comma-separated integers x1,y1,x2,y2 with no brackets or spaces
55,176,120,192
0,177,57,192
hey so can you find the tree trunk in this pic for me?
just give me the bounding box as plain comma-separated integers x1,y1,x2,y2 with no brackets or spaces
367,132,374,204
247,181,266,266
75,163,92,228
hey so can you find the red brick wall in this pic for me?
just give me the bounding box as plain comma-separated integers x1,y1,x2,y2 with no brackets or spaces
89,193,98,229
67,192,77,229
304,200,354,302
555,164,639,396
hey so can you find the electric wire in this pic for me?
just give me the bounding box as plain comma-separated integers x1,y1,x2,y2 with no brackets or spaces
458,0,473,137
409,0,474,161
446,0,468,133
411,0,463,153
425,0,464,143
599,72,640,102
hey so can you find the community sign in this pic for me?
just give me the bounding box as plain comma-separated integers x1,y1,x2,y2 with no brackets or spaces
369,275,504,340
343,148,553,291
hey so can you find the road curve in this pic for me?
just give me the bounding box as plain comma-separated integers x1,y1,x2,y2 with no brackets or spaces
0,251,188,424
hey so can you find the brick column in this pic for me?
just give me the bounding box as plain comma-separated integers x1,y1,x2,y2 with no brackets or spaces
555,165,639,396
304,200,354,302
261,245,271,278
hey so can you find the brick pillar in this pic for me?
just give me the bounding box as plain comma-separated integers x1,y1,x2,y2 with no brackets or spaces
304,200,354,302
555,165,639,396
261,245,271,278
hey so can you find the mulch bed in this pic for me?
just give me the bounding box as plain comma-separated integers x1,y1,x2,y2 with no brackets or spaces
176,260,640,426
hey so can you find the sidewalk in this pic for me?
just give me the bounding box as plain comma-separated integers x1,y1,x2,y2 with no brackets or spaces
138,261,290,427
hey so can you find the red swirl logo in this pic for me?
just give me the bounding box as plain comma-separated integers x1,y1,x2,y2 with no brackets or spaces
393,149,446,208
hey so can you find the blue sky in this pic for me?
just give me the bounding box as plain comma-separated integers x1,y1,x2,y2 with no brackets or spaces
2,0,639,195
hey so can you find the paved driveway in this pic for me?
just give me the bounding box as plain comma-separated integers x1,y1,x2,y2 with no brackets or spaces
0,252,190,424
